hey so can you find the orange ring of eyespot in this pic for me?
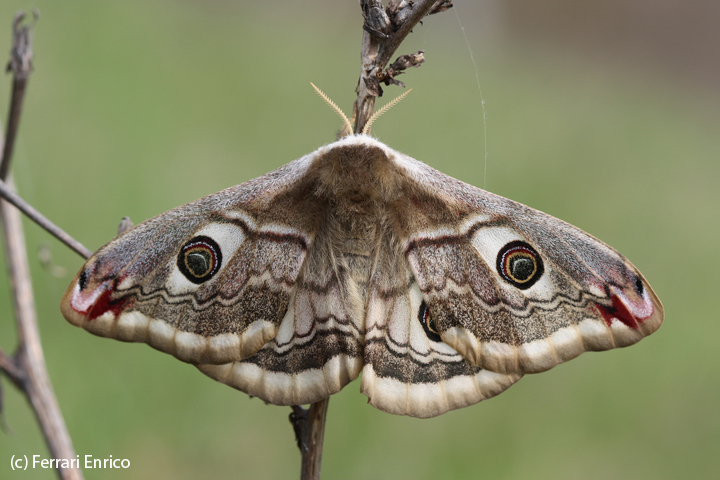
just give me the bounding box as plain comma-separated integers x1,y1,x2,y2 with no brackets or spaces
184,246,214,277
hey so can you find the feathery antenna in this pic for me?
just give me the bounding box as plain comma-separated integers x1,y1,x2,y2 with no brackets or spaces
362,89,412,135
310,82,354,136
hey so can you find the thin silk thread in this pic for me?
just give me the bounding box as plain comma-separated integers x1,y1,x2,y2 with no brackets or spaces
454,6,488,190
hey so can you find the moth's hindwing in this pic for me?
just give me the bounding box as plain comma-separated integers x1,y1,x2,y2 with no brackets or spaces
198,223,366,406
360,231,522,418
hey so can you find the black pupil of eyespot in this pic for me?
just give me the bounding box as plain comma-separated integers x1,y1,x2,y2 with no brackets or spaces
186,250,212,277
510,256,534,281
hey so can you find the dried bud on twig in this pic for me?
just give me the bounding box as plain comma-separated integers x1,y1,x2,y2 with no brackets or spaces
6,9,38,78
428,1,454,15
378,50,426,88
362,0,392,38
355,1,453,133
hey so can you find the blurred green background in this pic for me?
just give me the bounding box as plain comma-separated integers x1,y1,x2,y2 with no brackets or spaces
0,1,717,479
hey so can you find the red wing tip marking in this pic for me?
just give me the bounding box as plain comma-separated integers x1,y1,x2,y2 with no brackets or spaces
595,294,643,329
87,285,131,320
68,277,130,321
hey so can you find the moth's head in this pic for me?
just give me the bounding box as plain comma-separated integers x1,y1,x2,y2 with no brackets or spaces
311,136,407,211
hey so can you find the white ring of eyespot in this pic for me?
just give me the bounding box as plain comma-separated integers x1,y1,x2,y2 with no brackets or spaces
166,222,246,295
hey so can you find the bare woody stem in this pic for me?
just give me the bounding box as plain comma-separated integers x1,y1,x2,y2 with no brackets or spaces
290,3,453,479
0,12,91,260
290,398,330,480
0,12,35,179
0,11,84,480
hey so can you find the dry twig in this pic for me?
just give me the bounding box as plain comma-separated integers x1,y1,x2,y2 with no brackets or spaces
0,11,84,480
290,398,330,480
0,178,92,259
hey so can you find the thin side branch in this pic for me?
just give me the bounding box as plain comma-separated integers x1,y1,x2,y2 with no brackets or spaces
0,348,22,387
377,51,425,88
0,11,84,480
0,178,91,259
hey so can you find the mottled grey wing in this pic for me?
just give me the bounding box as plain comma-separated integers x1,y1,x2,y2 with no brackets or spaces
390,150,663,376
62,153,318,365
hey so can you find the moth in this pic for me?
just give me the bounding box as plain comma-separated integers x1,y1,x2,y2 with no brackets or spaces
61,128,663,418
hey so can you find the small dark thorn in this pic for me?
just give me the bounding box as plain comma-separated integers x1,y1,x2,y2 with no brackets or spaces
117,216,134,235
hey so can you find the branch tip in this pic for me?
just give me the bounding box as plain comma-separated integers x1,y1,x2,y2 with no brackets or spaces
7,9,38,78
